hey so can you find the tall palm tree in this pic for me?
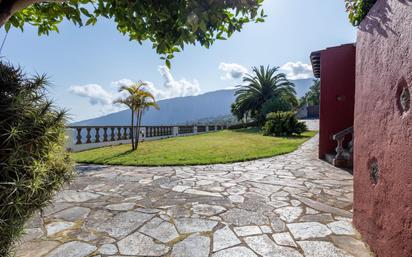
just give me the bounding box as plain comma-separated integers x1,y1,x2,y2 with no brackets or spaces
232,66,297,125
133,89,159,149
114,82,159,150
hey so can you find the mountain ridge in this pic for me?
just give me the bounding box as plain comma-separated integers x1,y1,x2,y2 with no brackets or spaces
73,78,313,126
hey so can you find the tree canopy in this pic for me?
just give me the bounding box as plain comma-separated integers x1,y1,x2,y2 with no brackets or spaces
231,66,297,126
299,79,320,107
1,0,265,66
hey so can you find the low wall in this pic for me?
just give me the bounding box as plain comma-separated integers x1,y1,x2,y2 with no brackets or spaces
65,124,227,152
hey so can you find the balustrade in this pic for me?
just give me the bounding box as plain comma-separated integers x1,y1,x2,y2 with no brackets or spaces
68,124,225,147
178,126,194,134
332,126,354,167
197,126,206,133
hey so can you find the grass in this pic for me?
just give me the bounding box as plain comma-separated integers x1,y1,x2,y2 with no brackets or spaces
72,128,317,166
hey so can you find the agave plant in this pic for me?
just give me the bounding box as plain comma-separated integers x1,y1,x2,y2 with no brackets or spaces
114,82,159,150
0,62,74,256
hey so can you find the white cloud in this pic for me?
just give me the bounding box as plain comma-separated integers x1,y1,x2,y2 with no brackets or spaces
69,84,114,105
156,66,201,99
110,66,201,100
69,66,201,115
280,61,313,80
219,62,248,80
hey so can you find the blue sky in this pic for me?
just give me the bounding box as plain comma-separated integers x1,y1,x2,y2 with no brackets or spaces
1,0,356,122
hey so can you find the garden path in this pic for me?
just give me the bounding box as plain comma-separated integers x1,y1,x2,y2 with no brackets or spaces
17,133,373,257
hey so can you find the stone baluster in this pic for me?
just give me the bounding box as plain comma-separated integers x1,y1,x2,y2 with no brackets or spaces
103,127,108,142
122,127,128,140
86,128,92,144
95,127,100,143
117,127,122,140
335,136,345,161
75,128,82,144
110,127,115,141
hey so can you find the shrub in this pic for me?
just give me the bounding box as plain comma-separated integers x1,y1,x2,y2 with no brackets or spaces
263,111,307,137
0,62,74,256
345,0,377,26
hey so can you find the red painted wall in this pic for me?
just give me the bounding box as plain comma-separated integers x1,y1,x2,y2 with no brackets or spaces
318,44,356,158
353,0,412,256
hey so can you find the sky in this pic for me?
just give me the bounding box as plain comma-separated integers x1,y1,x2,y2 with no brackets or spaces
1,0,356,122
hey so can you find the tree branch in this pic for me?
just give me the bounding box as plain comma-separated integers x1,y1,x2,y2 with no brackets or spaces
0,0,66,27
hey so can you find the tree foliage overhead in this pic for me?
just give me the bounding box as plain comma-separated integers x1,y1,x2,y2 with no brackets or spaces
345,0,377,26
4,0,265,65
231,66,298,126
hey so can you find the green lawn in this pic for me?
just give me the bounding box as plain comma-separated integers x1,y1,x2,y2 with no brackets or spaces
72,128,317,166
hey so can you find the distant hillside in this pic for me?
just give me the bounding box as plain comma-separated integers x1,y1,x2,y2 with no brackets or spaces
73,78,313,126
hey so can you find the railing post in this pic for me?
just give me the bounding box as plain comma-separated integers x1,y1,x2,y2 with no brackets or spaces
139,127,146,142
65,128,75,151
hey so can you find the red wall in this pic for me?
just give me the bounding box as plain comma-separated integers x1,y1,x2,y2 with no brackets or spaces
353,0,412,256
318,44,356,158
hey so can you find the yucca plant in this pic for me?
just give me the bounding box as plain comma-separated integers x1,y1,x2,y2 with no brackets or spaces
0,62,74,256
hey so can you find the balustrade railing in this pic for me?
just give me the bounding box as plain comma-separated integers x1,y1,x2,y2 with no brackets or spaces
331,126,353,167
67,124,227,150
197,125,206,133
70,126,132,145
178,126,194,134
146,126,173,138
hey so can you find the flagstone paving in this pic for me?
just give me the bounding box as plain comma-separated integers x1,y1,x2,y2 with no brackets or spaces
16,134,374,257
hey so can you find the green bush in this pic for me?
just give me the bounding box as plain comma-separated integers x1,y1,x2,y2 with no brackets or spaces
345,0,377,26
0,62,74,256
263,111,307,137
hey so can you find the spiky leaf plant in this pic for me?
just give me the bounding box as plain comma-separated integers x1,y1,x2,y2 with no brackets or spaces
0,62,74,256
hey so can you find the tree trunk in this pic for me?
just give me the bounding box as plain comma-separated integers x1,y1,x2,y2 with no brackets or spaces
134,109,141,150
135,110,143,149
130,109,135,150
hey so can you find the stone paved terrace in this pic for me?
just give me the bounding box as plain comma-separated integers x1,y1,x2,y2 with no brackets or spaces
16,134,374,257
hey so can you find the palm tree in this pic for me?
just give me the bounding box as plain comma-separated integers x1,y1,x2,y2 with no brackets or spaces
232,66,297,125
133,89,159,149
114,82,159,150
